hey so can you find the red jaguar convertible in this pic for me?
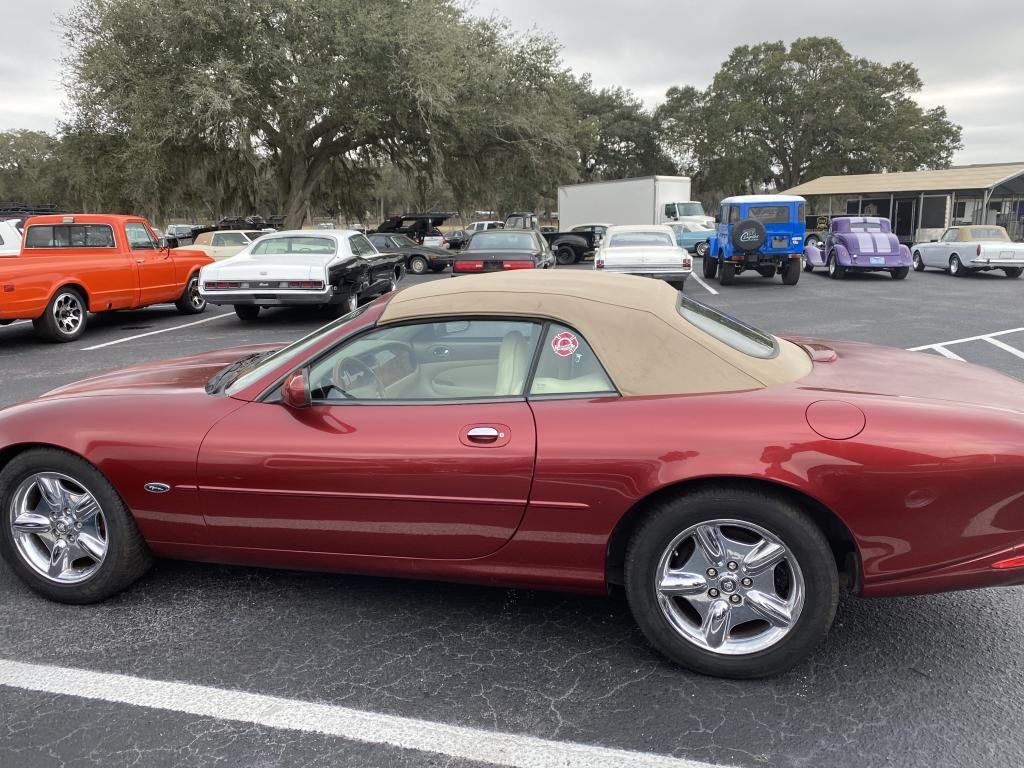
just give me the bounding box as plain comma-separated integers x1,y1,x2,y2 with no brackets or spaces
2,271,1023,678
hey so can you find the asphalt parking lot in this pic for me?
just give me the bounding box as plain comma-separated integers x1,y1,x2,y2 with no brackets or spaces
2,260,1023,768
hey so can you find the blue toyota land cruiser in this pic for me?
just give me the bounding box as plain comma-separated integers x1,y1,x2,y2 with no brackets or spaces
702,195,807,286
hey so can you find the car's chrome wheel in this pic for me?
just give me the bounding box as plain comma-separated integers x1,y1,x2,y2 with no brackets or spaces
175,275,207,315
654,519,804,655
408,256,428,275
9,472,107,585
912,252,924,271
695,241,709,258
950,255,964,276
53,292,84,335
346,292,359,313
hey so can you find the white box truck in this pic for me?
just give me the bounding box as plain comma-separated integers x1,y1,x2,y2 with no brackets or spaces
557,176,712,230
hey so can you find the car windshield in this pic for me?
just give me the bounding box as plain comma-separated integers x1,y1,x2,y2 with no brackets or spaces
251,236,337,256
224,305,372,395
675,203,704,217
466,232,535,250
971,227,1009,241
608,231,674,247
678,295,778,359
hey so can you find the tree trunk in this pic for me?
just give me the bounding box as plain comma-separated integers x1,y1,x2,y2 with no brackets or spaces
278,146,334,230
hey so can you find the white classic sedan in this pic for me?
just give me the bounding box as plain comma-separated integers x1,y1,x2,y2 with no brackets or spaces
912,225,1024,278
198,229,406,321
592,224,693,287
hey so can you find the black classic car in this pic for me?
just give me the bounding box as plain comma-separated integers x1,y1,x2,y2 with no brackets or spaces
451,230,556,274
503,212,599,265
367,233,451,274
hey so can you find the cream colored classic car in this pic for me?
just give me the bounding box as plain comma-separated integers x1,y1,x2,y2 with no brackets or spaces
190,229,270,260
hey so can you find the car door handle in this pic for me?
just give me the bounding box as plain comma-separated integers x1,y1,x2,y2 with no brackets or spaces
136,259,146,264
466,426,501,443
432,346,450,358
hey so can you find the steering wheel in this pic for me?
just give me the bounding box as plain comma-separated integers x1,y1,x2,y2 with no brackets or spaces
331,356,385,399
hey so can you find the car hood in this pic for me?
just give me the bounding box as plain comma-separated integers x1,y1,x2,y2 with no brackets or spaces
40,344,281,400
790,336,1024,413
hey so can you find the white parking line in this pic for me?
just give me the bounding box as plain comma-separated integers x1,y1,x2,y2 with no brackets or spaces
689,273,719,295
0,659,726,768
908,327,1024,364
983,336,1024,361
81,312,233,351
907,327,1024,351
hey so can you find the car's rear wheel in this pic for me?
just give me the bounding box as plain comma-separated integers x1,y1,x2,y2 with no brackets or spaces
555,246,576,266
1004,267,1022,278
718,262,735,285
408,255,428,275
891,267,909,280
624,488,838,678
33,287,88,343
780,259,800,285
912,251,925,271
174,274,207,315
949,255,965,276
234,305,260,322
702,255,718,279
827,253,845,280
695,241,710,258
0,448,152,604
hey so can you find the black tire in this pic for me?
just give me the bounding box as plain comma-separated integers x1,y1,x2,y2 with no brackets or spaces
624,488,839,678
730,219,767,252
802,254,814,272
702,255,719,279
718,261,735,285
555,246,576,266
234,305,261,322
0,448,153,604
780,259,800,285
430,264,448,273
891,267,909,280
912,251,925,272
1003,267,1022,279
408,255,428,275
668,280,687,291
174,273,207,315
756,265,776,278
949,255,965,277
827,253,845,280
33,287,88,343
695,241,710,258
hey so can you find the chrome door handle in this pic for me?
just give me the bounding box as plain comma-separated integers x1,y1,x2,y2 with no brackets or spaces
136,259,146,264
466,426,500,442
433,346,450,358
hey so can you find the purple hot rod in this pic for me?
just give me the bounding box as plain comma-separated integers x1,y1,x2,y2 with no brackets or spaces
802,216,911,280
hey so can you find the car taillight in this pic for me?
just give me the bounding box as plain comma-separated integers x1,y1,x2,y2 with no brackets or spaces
454,260,484,272
204,281,228,289
595,258,604,269
682,257,692,269
992,554,1024,570
502,261,534,270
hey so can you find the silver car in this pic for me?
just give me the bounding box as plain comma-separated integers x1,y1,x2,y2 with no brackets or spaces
912,225,1024,278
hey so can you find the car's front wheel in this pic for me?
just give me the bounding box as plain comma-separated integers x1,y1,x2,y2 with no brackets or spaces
624,489,839,678
695,241,709,258
702,255,718,279
1004,267,1022,278
408,255,428,275
174,274,207,315
0,448,152,604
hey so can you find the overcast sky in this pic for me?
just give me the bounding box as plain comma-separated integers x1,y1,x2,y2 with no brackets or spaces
3,0,1022,165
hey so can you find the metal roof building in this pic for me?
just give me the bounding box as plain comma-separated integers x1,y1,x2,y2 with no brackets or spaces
784,163,1024,243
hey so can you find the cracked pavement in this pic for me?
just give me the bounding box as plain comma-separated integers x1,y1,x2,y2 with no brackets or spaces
2,264,1024,767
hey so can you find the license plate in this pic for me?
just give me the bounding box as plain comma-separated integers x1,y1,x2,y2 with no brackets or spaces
771,237,787,248
870,257,885,265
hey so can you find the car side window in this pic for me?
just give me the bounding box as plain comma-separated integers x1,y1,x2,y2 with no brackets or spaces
349,234,376,256
126,223,157,251
941,228,959,242
729,206,740,224
307,320,542,402
530,323,616,397
212,233,248,247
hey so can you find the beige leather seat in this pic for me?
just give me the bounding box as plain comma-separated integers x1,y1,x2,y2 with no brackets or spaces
494,331,532,396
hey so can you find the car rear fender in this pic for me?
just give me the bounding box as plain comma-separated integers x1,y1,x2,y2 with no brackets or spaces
831,243,851,266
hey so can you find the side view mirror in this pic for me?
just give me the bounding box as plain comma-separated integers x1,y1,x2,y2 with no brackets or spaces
714,215,721,224
282,369,311,408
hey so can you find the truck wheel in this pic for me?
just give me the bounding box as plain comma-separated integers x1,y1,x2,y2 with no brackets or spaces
890,267,910,280
408,256,428,275
695,241,709,258
827,253,845,280
234,305,260,322
757,265,776,278
555,246,576,266
781,259,801,285
702,256,718,279
718,262,736,286
33,287,88,343
174,274,207,315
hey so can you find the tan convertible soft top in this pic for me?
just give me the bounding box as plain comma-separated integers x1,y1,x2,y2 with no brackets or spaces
379,271,811,396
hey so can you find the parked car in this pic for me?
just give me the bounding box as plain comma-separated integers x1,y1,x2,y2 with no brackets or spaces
375,213,452,248
669,221,715,256
801,217,911,280
445,229,468,251
911,225,1024,278
368,233,450,275
465,220,504,233
503,212,598,265
190,229,269,261
569,222,612,254
452,229,555,274
0,219,22,257
164,224,200,245
704,195,806,286
0,214,211,342
593,225,692,287
5,270,1024,679
198,229,404,321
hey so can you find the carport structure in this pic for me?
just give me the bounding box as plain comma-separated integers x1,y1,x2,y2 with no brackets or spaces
785,162,1024,244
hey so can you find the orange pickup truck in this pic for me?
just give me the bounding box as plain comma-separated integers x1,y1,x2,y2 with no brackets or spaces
0,214,213,342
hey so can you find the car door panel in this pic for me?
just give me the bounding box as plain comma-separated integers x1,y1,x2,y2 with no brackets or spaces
196,400,536,559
